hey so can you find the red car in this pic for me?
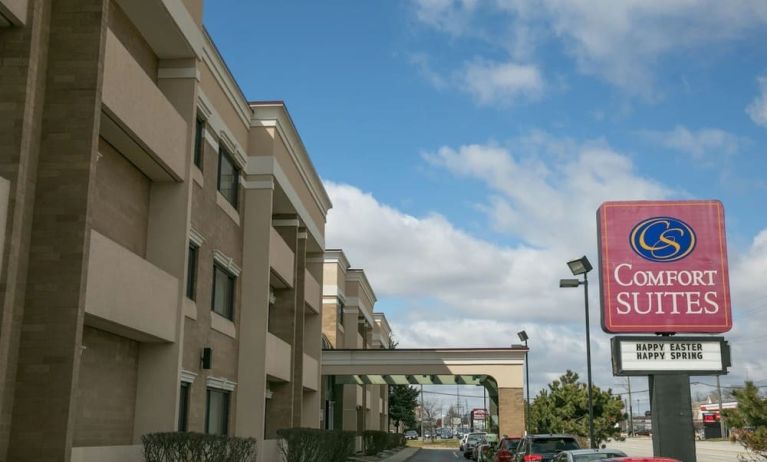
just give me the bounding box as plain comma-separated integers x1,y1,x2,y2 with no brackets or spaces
602,458,680,462
492,436,522,462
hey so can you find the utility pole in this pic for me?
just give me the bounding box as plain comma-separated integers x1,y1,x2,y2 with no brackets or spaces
627,377,634,437
716,375,726,438
420,384,425,440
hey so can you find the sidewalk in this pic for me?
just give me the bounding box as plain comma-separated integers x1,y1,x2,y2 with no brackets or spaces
349,447,420,462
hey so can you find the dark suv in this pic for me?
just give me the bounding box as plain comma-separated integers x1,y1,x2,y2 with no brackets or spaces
514,434,580,462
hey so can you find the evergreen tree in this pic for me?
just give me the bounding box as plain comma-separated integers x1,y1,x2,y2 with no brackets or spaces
722,381,767,461
389,385,420,432
529,370,624,445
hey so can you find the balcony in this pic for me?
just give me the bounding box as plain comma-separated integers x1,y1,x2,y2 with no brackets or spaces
84,231,178,343
302,353,318,391
265,333,291,382
304,270,320,313
366,390,371,410
0,0,26,25
269,227,294,288
101,29,186,182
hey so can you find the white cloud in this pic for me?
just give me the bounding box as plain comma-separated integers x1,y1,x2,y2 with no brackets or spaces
411,0,767,97
639,126,743,159
462,60,544,105
324,181,576,323
423,137,673,248
746,75,767,128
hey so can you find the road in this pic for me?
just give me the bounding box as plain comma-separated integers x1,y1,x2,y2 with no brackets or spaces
608,437,748,462
408,440,749,462
408,448,466,461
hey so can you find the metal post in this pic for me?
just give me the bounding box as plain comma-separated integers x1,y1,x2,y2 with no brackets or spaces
583,272,596,449
717,375,726,438
420,384,424,441
524,339,530,435
627,377,634,437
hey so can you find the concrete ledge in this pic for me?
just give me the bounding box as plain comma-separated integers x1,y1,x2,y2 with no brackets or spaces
348,447,419,462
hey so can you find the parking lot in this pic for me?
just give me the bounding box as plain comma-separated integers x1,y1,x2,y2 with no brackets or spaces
607,437,748,462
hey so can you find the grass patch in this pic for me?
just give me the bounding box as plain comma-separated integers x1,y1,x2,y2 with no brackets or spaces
406,439,460,449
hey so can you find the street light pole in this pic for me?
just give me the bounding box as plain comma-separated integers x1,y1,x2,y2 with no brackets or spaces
583,272,596,449
517,330,531,436
560,256,596,449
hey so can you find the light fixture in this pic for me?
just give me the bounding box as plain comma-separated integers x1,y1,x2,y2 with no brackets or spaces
559,279,581,288
517,330,529,342
567,256,593,276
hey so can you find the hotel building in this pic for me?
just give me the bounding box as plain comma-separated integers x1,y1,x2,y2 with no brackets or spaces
0,0,331,461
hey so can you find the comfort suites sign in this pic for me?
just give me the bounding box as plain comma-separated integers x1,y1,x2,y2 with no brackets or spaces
597,200,732,334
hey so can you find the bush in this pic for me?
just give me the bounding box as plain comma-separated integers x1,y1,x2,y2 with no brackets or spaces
363,430,389,455
386,433,406,449
277,428,355,462
142,432,257,462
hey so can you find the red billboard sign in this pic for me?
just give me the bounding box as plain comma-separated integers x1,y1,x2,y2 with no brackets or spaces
597,200,732,333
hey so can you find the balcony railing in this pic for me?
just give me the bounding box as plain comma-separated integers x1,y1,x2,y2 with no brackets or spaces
269,227,294,288
302,353,318,391
101,29,187,182
265,332,292,382
304,270,320,313
84,231,178,342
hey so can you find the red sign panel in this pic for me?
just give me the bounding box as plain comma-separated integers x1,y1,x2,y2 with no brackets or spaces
597,200,732,333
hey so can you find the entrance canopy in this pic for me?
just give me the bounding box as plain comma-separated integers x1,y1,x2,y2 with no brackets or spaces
321,347,527,389
321,347,528,436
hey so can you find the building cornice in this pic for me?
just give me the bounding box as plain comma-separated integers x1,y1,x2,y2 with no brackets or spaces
249,103,332,218
323,249,350,271
347,269,377,305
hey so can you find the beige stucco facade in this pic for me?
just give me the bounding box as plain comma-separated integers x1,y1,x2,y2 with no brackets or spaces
320,251,393,440
0,1,331,461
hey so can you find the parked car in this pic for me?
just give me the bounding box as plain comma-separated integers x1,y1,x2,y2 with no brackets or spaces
601,459,680,462
404,430,419,440
493,436,522,462
463,432,487,459
551,449,628,462
460,433,470,451
513,434,580,462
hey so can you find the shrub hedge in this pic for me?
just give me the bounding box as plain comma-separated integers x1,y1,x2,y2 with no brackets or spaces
363,431,406,455
277,427,355,462
142,432,257,462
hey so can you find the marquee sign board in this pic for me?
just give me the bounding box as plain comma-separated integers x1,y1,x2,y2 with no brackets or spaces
611,336,730,376
597,200,732,333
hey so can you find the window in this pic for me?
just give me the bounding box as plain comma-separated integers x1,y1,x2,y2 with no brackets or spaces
178,382,190,431
212,264,235,319
205,388,230,435
337,301,344,327
186,243,198,300
217,146,239,208
193,116,205,169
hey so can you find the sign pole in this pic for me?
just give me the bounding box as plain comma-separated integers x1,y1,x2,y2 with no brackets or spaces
649,374,697,462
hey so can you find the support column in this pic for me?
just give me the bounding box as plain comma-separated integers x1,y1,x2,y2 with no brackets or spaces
650,374,697,462
236,185,273,444
0,0,51,457
9,1,109,460
498,388,525,438
291,231,307,426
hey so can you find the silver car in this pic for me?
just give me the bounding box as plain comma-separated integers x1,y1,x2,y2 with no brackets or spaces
551,449,628,462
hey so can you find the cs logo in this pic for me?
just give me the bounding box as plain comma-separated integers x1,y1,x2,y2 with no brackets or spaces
630,217,696,263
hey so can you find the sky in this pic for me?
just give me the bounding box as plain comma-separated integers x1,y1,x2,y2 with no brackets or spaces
204,1,767,418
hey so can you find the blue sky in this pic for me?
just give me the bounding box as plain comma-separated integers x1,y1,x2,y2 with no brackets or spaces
205,1,767,413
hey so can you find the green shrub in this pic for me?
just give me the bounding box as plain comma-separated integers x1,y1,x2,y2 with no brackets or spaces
142,432,257,462
386,433,405,450
277,428,355,462
362,430,388,455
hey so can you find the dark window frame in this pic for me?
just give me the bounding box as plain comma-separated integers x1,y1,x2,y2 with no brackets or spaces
178,381,190,431
337,301,345,327
217,145,239,209
205,387,230,435
186,242,199,301
211,263,236,320
194,116,205,169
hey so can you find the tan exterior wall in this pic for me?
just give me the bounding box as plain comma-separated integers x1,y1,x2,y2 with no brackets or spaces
198,63,248,148
108,1,158,81
92,139,150,257
73,327,139,447
0,1,331,461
